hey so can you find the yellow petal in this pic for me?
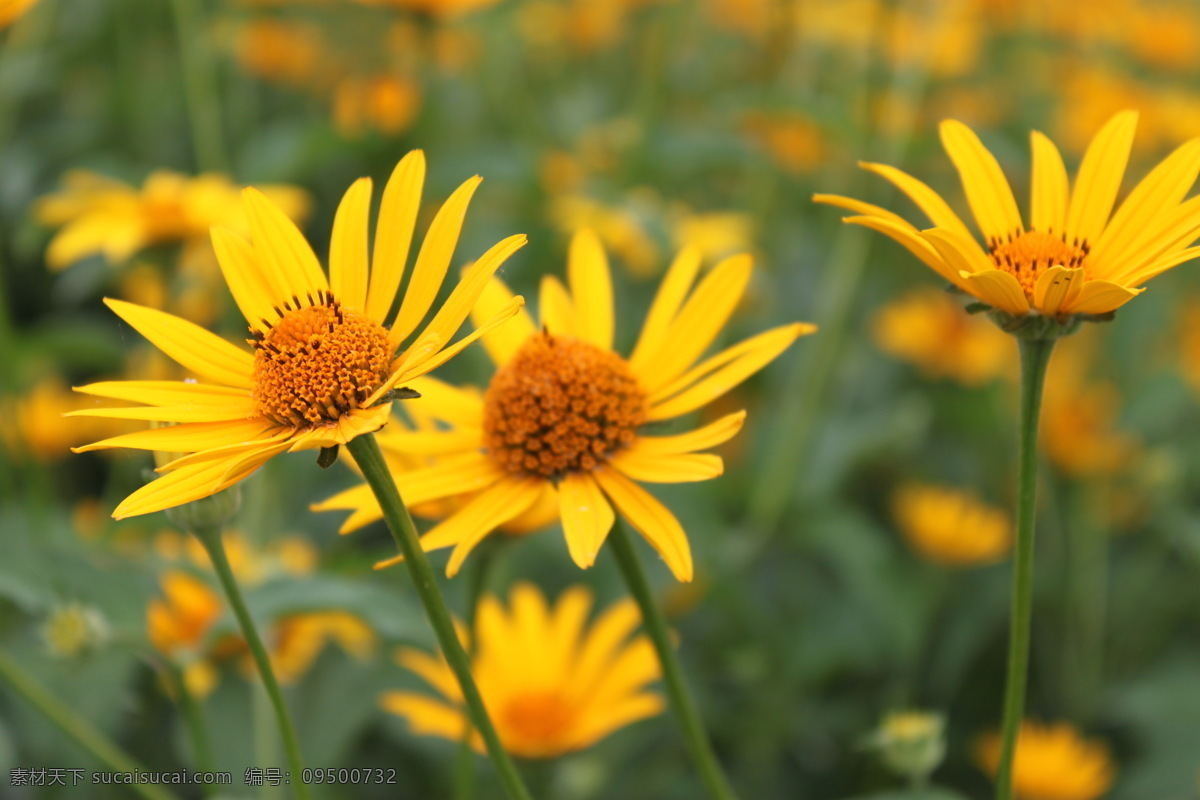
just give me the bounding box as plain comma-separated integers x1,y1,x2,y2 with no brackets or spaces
1105,194,1200,283
635,254,752,394
843,216,969,291
367,151,425,324
572,693,665,748
812,193,912,229
1065,110,1138,247
329,177,372,312
646,323,813,421
607,450,723,483
283,405,392,452
396,297,525,384
401,376,486,426
539,275,576,337
958,269,1031,316
73,380,249,406
858,161,977,240
65,405,257,423
567,229,615,350
921,227,997,276
103,299,253,388
73,418,279,454
631,411,746,455
557,472,615,569
939,119,1025,244
628,246,702,371
242,186,328,303
1063,279,1144,315
592,466,694,582
417,477,542,577
390,175,482,346
572,598,642,692
397,452,507,507
1031,266,1084,317
211,226,278,330
395,649,462,701
380,692,470,745
1030,131,1068,235
469,277,537,366
1121,245,1200,286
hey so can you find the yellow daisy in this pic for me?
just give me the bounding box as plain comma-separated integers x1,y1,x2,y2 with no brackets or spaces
892,483,1011,566
382,582,663,758
817,111,1200,323
977,721,1115,800
316,230,815,581
70,151,527,520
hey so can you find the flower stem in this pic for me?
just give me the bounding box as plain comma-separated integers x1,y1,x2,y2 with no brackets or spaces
192,527,310,800
344,434,533,800
0,649,177,800
169,0,228,173
607,520,739,800
454,542,499,800
995,336,1056,800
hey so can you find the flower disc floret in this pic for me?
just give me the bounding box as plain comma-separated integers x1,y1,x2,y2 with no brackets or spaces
989,230,1090,298
252,293,391,426
483,332,646,478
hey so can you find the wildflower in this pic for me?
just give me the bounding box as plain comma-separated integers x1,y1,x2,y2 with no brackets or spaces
42,603,111,659
871,711,946,783
382,583,662,758
332,74,422,138
234,19,327,89
817,111,1200,331
892,484,1010,566
871,287,1013,385
37,170,310,271
70,151,526,519
977,721,1115,800
316,230,814,581
550,193,660,277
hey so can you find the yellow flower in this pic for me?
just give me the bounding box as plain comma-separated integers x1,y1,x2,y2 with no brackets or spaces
37,170,310,271
382,582,662,758
741,111,828,174
0,0,38,30
871,288,1013,385
332,74,422,138
669,208,756,265
353,0,501,19
550,193,660,277
892,483,1010,566
70,151,527,520
147,570,223,657
817,111,1200,321
270,611,376,684
234,19,327,89
977,721,1115,800
316,230,815,581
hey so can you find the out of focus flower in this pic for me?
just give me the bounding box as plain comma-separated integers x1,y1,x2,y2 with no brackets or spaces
355,0,500,19
1040,335,1137,477
382,583,662,757
0,0,38,30
977,721,1115,800
669,208,756,265
550,194,660,277
233,19,327,88
332,74,422,138
317,231,814,582
41,603,111,659
518,0,658,53
871,710,946,783
154,530,317,586
37,170,310,271
1,376,126,460
742,111,828,174
893,484,1010,566
703,0,776,40
818,111,1200,325
69,152,525,519
270,612,375,683
871,288,1013,386
148,570,224,660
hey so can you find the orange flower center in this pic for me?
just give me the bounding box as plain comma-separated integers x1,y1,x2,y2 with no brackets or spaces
483,332,646,479
498,690,575,755
988,230,1089,297
251,294,391,427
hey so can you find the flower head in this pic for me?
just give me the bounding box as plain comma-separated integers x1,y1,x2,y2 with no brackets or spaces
382,582,662,758
0,0,38,30
37,170,309,271
316,230,815,581
977,721,1115,800
817,111,1200,328
71,152,527,519
893,483,1010,566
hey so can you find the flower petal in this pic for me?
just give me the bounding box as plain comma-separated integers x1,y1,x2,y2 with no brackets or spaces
72,418,279,454
1065,110,1138,247
211,226,278,330
1063,279,1143,315
243,186,328,303
1031,266,1084,317
631,411,746,455
843,216,970,291
858,161,977,240
958,269,1031,316
812,192,916,229
1030,130,1069,235
557,471,615,569
329,177,372,312
939,119,1025,244
592,466,693,582
415,476,542,577
567,229,615,350
469,277,537,366
367,150,425,324
73,380,249,406
539,275,576,337
628,246,702,371
607,450,723,483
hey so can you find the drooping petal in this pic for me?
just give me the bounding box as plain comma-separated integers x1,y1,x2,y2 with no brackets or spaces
567,229,615,350
1030,131,1069,235
958,269,1031,316
939,120,1025,244
366,151,425,324
73,380,249,406
329,177,372,312
630,411,746,455
921,227,997,277
592,466,693,582
842,217,971,291
858,161,978,240
1063,279,1144,315
1065,110,1138,248
72,418,280,454
811,193,916,229
557,472,615,569
103,299,253,388
1031,266,1085,317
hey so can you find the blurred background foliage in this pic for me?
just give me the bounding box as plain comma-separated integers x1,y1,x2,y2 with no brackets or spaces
2,0,1200,798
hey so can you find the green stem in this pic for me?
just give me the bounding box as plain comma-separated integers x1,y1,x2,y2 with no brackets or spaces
345,434,533,800
193,528,310,800
169,0,227,173
454,543,498,800
165,663,216,790
0,650,177,800
995,336,1056,800
607,520,739,800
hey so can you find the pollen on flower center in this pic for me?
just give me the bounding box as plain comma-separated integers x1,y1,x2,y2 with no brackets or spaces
251,293,391,427
483,332,646,479
988,229,1090,297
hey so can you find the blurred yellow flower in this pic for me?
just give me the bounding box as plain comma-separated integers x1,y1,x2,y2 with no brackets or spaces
818,111,1200,321
1040,335,1137,477
550,194,660,277
234,19,327,88
977,721,1115,800
317,230,814,582
382,582,663,758
1,376,127,460
37,170,310,271
742,111,827,174
354,0,500,19
0,0,38,30
670,208,756,265
70,152,526,519
871,288,1013,385
270,612,376,683
893,483,1010,566
332,74,422,138
148,570,224,657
